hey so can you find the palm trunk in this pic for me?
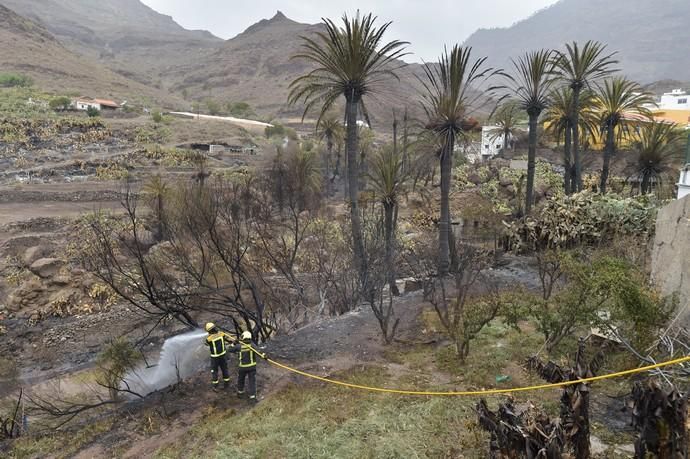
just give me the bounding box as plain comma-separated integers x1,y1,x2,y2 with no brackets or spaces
393,117,398,157
641,173,651,195
504,131,509,153
384,202,399,296
564,126,572,195
439,131,455,276
326,134,333,197
600,123,614,194
402,109,409,174
525,112,539,214
345,97,366,283
571,85,583,192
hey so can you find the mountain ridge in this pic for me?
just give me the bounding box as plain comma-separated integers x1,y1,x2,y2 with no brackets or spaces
0,4,180,106
462,0,690,83
0,0,223,87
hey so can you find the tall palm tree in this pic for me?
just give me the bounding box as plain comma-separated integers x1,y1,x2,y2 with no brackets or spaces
289,13,408,280
420,45,501,275
486,101,522,153
595,77,654,193
633,121,684,195
368,146,407,296
142,174,169,241
507,49,558,214
544,87,598,194
316,115,343,197
555,41,618,192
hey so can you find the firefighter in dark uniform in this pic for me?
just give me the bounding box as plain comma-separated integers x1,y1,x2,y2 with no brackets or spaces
204,322,234,390
230,330,266,403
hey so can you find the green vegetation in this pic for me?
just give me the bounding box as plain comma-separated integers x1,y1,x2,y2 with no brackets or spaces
0,73,33,88
226,101,255,118
0,87,51,116
86,106,101,118
9,419,114,459
158,368,486,459
519,251,673,351
504,192,657,252
134,124,171,144
264,122,297,141
96,339,142,401
0,117,108,145
48,96,72,111
205,99,221,116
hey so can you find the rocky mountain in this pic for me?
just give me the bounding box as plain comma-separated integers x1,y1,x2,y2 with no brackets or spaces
166,12,432,128
463,0,690,83
0,4,179,105
0,0,222,86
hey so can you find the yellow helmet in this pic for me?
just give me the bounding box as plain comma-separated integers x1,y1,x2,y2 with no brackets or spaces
241,331,252,341
205,322,215,332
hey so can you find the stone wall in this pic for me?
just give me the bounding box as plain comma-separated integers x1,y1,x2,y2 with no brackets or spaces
651,196,690,325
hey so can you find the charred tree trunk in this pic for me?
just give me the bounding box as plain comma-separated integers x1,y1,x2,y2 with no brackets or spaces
564,125,573,195
438,131,455,276
526,110,540,214
600,122,615,194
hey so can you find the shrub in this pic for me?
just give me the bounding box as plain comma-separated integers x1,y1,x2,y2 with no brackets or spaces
227,101,256,119
96,339,141,401
151,111,163,123
521,250,673,351
265,123,286,139
49,96,72,111
504,192,658,252
0,73,32,88
206,99,221,116
86,106,101,118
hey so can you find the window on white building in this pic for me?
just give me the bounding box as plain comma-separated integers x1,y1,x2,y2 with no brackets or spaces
679,98,688,104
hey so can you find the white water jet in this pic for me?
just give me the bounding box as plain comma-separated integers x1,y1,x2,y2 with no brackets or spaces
124,329,208,396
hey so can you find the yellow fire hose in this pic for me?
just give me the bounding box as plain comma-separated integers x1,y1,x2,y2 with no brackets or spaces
260,353,690,397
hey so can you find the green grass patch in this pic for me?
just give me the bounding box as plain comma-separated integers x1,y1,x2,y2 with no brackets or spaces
9,418,114,459
156,367,487,459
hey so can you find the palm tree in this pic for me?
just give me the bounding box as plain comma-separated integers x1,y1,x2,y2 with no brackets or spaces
486,102,522,153
544,87,598,194
316,115,343,197
289,148,323,211
420,45,502,275
289,12,408,280
368,146,407,296
142,174,169,241
595,77,654,193
633,121,684,195
555,41,618,192
507,49,558,214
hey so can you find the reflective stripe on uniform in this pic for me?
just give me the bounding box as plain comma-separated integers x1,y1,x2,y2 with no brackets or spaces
239,343,256,368
207,333,227,357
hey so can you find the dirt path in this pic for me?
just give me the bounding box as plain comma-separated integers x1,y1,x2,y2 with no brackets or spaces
0,201,124,224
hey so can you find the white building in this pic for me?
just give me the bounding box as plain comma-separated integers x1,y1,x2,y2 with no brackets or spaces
480,125,508,159
659,89,690,110
74,98,102,111
73,97,120,111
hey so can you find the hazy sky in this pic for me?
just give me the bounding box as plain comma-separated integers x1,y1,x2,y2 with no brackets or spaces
140,0,559,62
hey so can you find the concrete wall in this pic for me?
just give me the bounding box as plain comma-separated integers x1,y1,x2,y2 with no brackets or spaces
651,195,690,324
